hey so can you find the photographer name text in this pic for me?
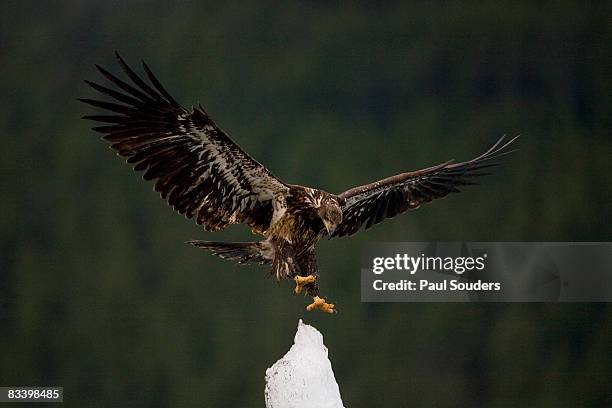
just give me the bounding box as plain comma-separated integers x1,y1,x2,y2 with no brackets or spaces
371,253,501,292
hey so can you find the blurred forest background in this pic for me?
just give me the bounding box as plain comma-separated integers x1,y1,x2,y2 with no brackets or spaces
1,1,611,407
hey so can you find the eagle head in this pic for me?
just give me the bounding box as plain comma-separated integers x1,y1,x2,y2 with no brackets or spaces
317,198,343,237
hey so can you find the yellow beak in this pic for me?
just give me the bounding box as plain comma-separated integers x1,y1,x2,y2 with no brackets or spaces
323,220,336,236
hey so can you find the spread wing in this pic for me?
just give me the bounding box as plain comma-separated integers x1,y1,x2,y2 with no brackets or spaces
80,52,288,233
331,136,518,238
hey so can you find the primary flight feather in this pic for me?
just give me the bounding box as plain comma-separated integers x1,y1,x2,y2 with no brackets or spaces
81,53,517,313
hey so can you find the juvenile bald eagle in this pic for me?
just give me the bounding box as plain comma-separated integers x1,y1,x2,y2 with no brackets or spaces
81,53,517,313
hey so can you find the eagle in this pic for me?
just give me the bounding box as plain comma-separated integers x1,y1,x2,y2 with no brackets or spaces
80,53,517,313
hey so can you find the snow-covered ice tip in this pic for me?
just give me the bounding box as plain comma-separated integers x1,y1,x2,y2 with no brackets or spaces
265,319,345,408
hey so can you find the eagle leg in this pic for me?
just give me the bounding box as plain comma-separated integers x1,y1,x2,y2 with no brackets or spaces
306,296,336,314
294,275,317,294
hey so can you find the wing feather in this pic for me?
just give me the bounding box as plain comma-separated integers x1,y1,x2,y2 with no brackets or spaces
332,135,518,238
80,52,288,233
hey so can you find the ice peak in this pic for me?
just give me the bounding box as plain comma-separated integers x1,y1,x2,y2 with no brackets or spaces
294,319,326,355
265,320,345,408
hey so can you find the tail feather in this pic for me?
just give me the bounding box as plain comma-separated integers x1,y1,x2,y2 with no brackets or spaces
187,240,273,265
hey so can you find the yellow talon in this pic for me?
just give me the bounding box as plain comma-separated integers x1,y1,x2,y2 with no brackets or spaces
306,296,336,314
294,275,316,294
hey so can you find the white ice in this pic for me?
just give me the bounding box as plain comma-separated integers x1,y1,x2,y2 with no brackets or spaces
265,319,345,408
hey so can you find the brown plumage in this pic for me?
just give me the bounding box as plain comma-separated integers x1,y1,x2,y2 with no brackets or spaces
80,53,517,313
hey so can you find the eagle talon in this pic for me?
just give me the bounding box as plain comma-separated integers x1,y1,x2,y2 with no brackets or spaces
294,275,316,294
306,296,336,314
